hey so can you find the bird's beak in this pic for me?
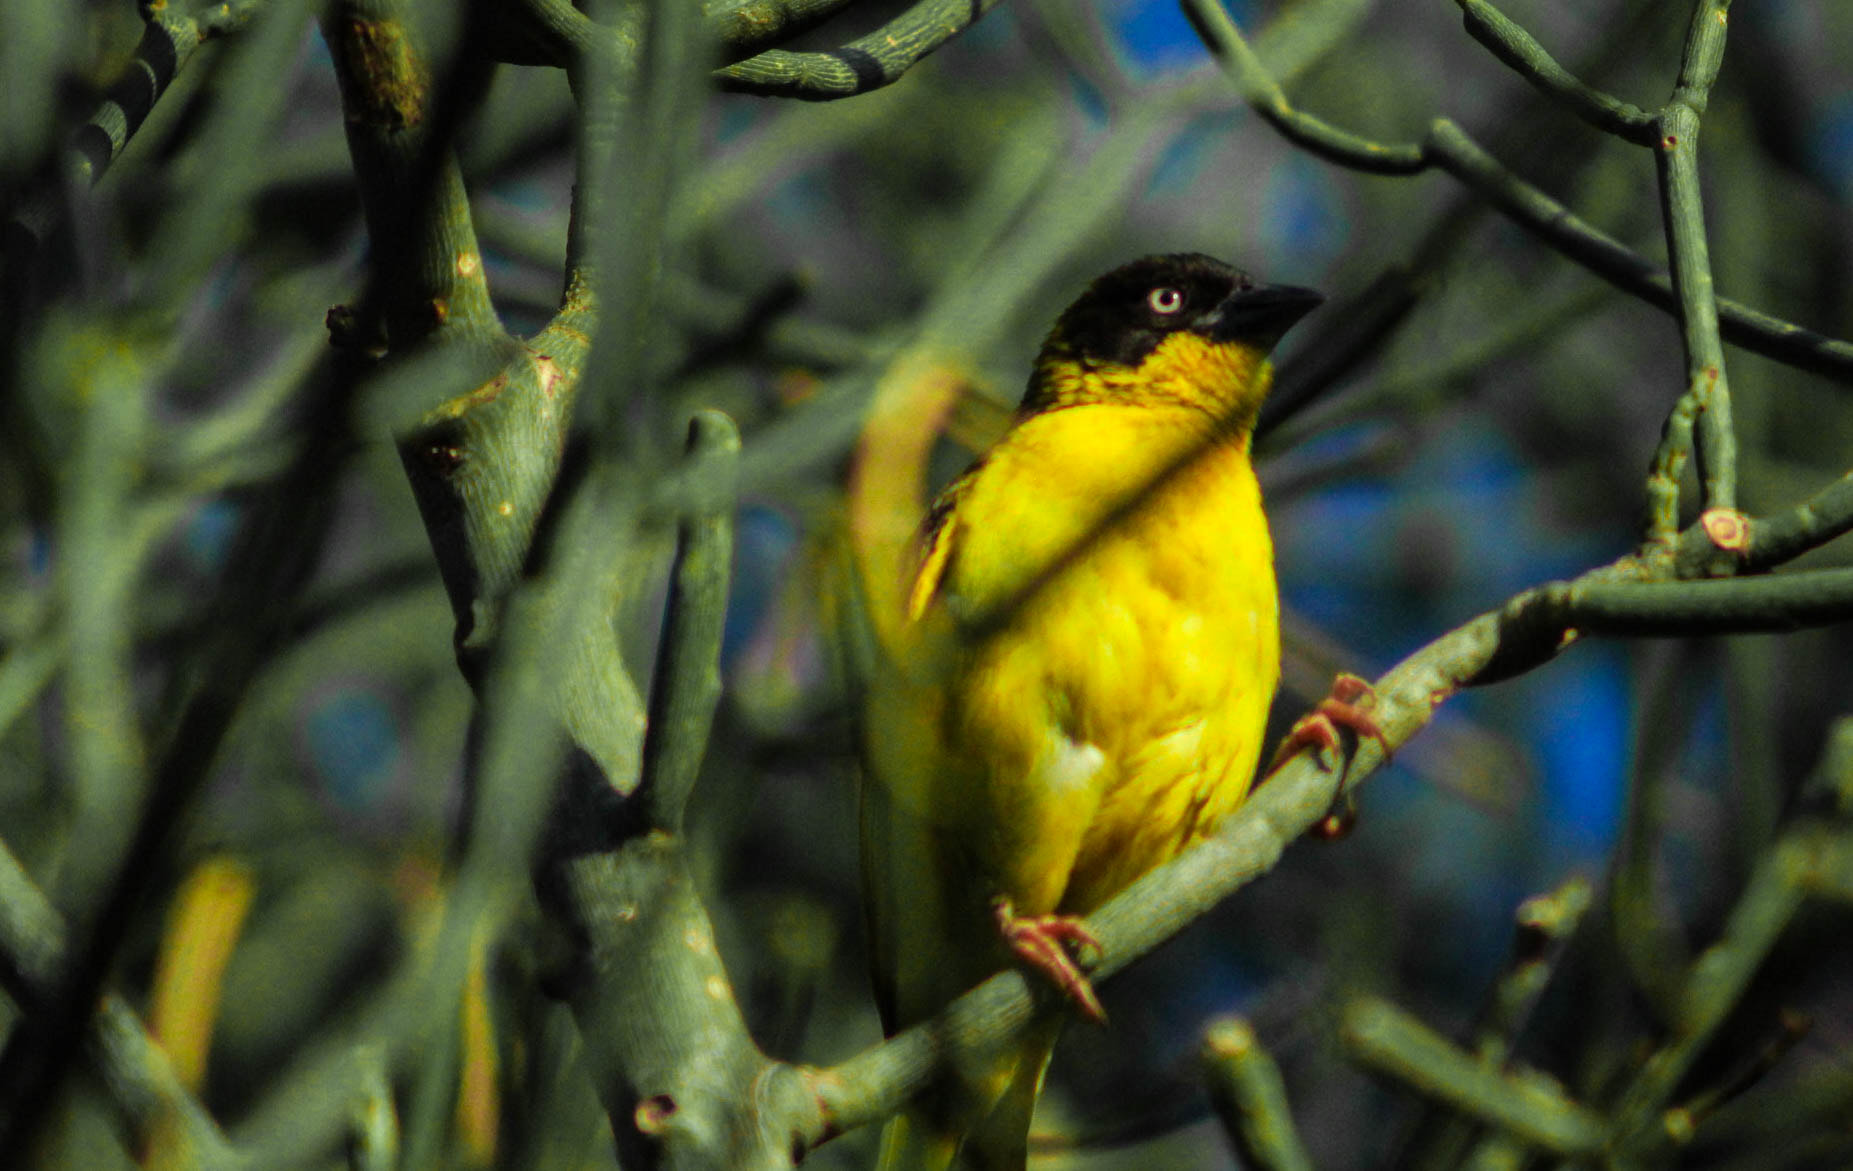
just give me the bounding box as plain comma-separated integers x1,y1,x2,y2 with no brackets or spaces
1203,283,1325,348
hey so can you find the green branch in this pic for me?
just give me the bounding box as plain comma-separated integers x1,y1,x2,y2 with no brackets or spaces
1485,879,1593,1062
1610,825,1853,1158
638,412,740,832
1345,998,1607,1155
711,0,863,59
321,0,503,345
1512,567,1853,638
1397,877,1594,1167
1180,0,1853,384
3,0,262,255
1455,0,1657,143
0,842,238,1169
1202,1018,1315,1171
716,0,1008,99
1182,0,1423,173
497,0,856,71
345,1048,399,1171
1648,0,1737,536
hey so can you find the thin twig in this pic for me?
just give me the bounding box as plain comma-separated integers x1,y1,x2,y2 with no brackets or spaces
1455,0,1658,143
1180,0,1853,384
1610,825,1853,1158
716,0,1008,98
1344,997,1607,1155
638,412,741,832
1648,0,1738,535
0,842,239,1168
1202,1017,1316,1171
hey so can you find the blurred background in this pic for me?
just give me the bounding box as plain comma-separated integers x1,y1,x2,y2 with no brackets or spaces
4,0,1853,1166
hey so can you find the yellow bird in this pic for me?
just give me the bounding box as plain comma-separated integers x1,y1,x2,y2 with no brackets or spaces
859,253,1326,1171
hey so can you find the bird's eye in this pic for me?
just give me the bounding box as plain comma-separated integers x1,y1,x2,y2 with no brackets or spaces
1148,287,1185,315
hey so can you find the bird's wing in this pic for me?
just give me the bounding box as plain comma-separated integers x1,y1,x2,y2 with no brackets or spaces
905,461,985,622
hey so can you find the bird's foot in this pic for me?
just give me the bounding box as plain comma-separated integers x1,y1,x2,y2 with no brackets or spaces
1262,673,1390,839
992,897,1107,1024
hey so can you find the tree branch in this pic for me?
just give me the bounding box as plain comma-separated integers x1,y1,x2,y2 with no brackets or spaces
322,0,503,344
1344,997,1607,1155
1454,0,1657,144
0,841,238,1169
1610,823,1853,1157
1180,0,1853,384
638,413,740,832
1201,1017,1315,1171
716,0,1008,99
1648,0,1737,536
3,0,263,261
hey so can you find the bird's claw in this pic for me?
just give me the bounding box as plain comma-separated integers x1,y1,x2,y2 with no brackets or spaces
1262,673,1388,838
993,897,1107,1024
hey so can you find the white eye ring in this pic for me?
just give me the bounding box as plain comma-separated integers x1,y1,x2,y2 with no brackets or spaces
1148,287,1185,315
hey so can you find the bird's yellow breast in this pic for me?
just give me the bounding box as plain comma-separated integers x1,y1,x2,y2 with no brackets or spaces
919,400,1279,915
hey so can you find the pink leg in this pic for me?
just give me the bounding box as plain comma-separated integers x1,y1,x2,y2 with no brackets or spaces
993,897,1107,1024
1261,673,1390,839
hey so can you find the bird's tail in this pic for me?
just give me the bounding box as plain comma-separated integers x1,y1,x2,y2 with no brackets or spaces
874,1018,1062,1171
874,1109,962,1171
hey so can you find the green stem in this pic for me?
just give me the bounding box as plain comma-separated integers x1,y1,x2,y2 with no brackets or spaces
1455,0,1657,143
1181,0,1853,383
1530,567,1853,636
322,0,503,344
1344,998,1607,1155
0,842,238,1168
1202,1018,1316,1171
1182,0,1425,173
1610,827,1853,1157
639,412,741,832
1650,0,1737,529
716,0,1009,99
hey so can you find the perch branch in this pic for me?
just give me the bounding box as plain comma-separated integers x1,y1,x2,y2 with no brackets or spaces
796,469,1853,1148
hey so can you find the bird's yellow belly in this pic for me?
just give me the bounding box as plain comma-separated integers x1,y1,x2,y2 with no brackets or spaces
948,437,1279,915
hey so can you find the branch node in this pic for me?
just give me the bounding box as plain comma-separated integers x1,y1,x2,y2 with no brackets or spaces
635,1092,679,1135
1699,508,1750,555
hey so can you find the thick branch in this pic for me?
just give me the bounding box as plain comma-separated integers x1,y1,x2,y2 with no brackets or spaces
322,0,502,344
1512,567,1853,638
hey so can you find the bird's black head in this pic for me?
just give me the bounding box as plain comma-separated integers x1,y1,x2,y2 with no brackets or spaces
1049,252,1322,369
